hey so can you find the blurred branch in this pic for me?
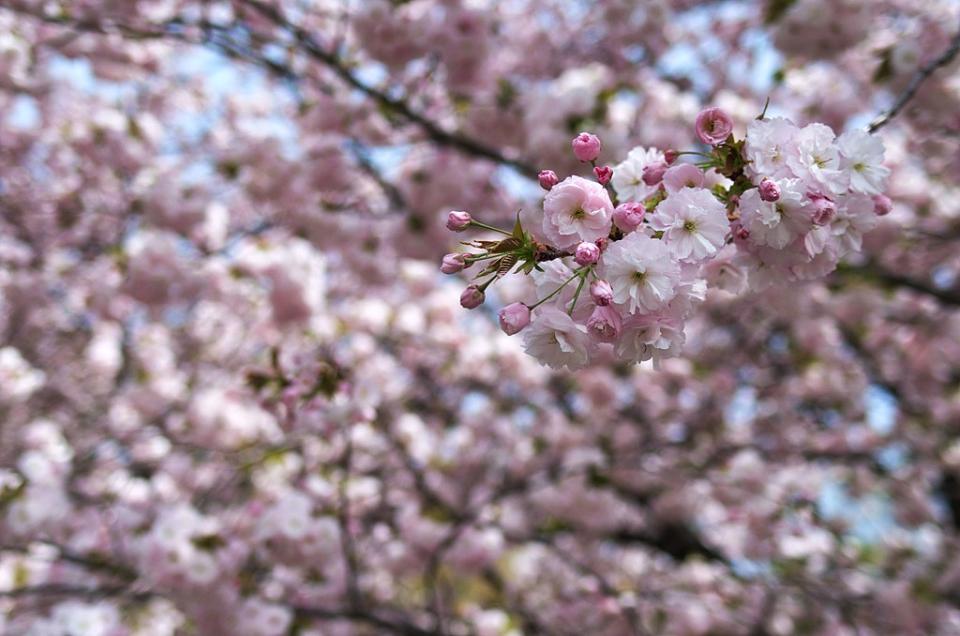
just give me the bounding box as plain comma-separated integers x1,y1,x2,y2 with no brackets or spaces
0,583,152,601
835,262,960,308
234,0,539,177
868,16,960,133
292,605,439,636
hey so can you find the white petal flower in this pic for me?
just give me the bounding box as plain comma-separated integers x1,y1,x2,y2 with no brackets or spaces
830,193,878,256
601,232,680,314
648,188,730,262
611,146,664,203
522,308,594,370
838,129,890,195
786,123,849,195
739,180,812,249
744,117,799,179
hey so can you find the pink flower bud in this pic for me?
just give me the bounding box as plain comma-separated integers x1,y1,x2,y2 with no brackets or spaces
586,305,622,343
574,241,600,266
663,164,704,192
446,210,472,232
595,237,609,251
872,194,893,216
497,302,531,335
572,132,602,162
590,279,614,306
459,285,485,309
759,178,781,202
440,253,467,274
810,196,836,226
612,202,645,233
642,161,669,186
594,165,613,185
695,107,734,146
735,225,750,241
538,170,559,190
664,149,679,165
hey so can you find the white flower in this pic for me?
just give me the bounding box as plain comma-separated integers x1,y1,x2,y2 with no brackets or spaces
739,179,812,249
830,193,878,256
0,347,45,400
787,123,849,195
615,312,685,364
52,602,119,636
611,146,664,203
601,232,680,314
744,117,799,179
648,188,729,262
837,129,890,195
522,307,593,370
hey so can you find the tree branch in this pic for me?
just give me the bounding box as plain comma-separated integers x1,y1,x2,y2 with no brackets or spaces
234,0,538,176
868,16,960,132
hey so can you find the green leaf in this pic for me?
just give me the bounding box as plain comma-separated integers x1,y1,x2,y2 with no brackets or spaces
512,211,524,240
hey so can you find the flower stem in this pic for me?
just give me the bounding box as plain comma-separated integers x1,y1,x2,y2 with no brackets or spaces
528,268,584,310
567,268,590,316
468,220,512,236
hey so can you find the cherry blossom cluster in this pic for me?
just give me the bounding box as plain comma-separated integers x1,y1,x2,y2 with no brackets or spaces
443,108,891,370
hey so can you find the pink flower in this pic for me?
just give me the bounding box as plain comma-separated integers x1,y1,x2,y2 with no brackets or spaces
447,210,472,232
664,149,679,164
590,279,614,306
612,202,645,233
538,170,559,190
594,165,613,185
498,303,531,335
872,194,893,216
759,178,781,202
572,132,602,162
460,285,485,309
574,242,600,266
541,176,614,249
810,195,836,226
522,307,593,370
440,253,467,274
663,164,704,192
695,107,734,146
586,305,622,343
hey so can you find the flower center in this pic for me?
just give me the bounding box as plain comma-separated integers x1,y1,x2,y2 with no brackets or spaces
682,220,697,233
571,207,586,220
853,162,866,173
813,155,828,168
632,270,647,283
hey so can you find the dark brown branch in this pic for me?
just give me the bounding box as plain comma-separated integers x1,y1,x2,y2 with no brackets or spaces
292,605,439,636
868,16,960,132
0,583,153,601
834,263,960,308
235,0,539,177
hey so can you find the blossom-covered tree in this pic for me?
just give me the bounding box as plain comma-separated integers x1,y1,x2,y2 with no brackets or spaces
1,1,959,634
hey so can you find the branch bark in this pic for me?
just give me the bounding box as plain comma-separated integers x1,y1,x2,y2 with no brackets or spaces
868,16,960,132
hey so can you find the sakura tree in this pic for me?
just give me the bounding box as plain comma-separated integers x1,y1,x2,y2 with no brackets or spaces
1,1,959,634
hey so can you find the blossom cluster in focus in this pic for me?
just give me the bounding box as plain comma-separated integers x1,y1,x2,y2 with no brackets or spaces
443,108,891,370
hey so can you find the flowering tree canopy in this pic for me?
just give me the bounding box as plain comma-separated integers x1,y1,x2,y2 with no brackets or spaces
1,0,960,634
